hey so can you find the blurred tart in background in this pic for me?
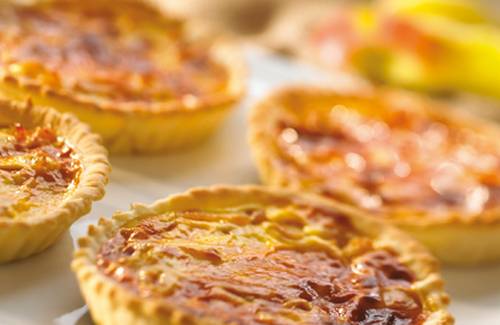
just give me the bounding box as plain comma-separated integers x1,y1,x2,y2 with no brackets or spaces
250,86,500,265
0,99,109,263
73,185,452,325
0,0,245,154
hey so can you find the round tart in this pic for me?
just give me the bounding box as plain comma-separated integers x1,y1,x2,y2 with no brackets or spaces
250,86,500,265
72,186,452,325
0,99,109,263
0,0,245,154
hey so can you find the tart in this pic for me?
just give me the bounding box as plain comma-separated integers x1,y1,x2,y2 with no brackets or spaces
250,86,500,265
0,99,109,263
72,185,452,325
0,0,245,154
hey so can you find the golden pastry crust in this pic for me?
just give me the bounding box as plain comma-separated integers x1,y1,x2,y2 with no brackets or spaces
0,98,109,263
0,0,245,154
249,86,500,265
72,185,452,325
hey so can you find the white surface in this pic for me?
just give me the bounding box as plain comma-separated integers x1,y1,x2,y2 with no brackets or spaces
0,48,499,325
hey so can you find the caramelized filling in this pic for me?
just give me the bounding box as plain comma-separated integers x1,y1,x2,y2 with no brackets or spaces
97,207,425,324
0,1,228,106
0,124,81,218
273,93,500,220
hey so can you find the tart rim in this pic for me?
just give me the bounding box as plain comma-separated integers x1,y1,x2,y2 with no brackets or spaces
249,85,500,227
0,98,110,227
72,185,452,325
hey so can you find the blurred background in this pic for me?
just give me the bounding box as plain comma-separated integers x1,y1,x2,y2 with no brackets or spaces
156,0,500,119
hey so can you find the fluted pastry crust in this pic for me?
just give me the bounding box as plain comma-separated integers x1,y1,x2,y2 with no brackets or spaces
72,185,452,325
0,0,245,154
250,86,500,265
0,98,109,263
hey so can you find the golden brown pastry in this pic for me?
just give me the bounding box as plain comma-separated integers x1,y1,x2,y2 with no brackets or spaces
250,86,500,265
72,185,452,325
0,99,109,263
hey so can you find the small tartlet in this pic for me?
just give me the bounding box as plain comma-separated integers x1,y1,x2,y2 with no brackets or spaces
72,185,452,325
250,86,500,265
0,0,245,154
0,99,109,263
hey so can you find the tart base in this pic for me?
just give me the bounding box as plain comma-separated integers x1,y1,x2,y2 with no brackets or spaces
0,99,109,263
72,185,453,325
0,80,236,154
0,207,88,263
400,222,500,266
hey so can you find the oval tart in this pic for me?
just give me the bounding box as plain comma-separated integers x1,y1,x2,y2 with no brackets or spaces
0,0,245,154
250,86,500,265
0,99,109,263
72,186,452,325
